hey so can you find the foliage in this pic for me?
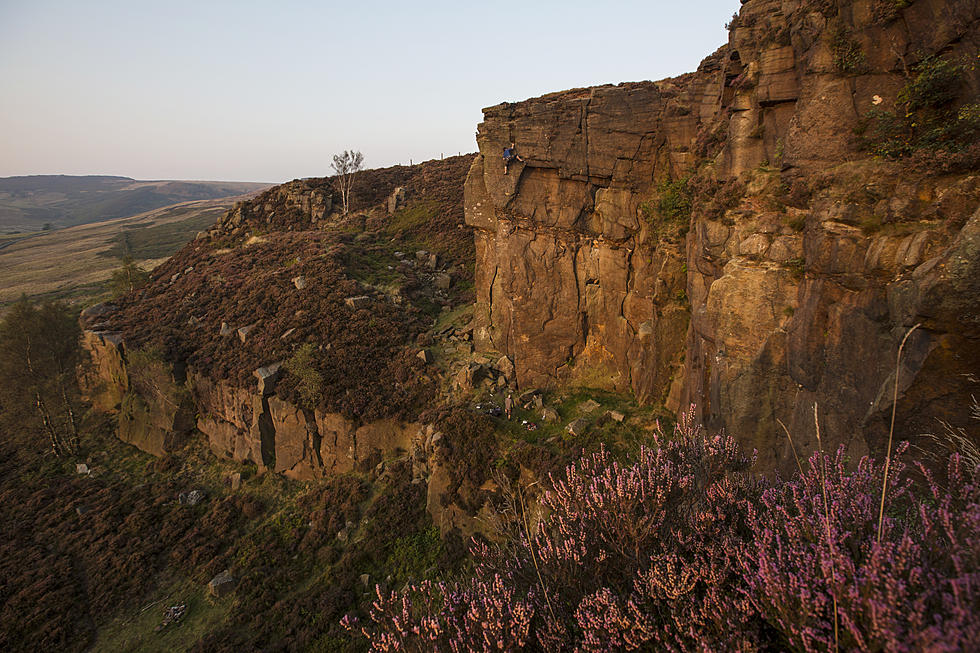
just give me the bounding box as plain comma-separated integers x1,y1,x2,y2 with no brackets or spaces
859,56,980,172
332,149,365,215
357,412,980,651
0,298,82,456
285,342,324,410
108,255,150,298
830,25,867,74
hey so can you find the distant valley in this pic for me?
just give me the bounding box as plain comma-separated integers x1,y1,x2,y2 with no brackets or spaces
0,177,271,311
0,174,270,232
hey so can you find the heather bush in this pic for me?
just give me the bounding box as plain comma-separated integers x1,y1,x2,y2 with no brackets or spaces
355,411,980,651
743,446,980,651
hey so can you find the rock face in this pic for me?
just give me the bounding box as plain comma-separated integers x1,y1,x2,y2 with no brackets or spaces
466,0,980,469
81,333,419,480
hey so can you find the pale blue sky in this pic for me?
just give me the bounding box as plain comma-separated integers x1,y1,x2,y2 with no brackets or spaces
0,0,738,182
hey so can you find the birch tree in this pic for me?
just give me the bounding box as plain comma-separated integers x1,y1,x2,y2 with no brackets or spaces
331,150,364,215
0,299,82,456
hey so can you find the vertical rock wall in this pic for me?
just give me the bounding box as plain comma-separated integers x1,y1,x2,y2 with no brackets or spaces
466,0,980,468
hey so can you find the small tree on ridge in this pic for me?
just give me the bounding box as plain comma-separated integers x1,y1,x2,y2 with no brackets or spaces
331,149,363,215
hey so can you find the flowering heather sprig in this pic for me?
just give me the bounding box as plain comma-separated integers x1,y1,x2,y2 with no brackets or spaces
741,445,980,651
354,409,980,651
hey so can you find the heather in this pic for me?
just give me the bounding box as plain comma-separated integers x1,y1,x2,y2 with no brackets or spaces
355,411,980,651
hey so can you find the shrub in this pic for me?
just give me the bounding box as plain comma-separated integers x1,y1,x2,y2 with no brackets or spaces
830,25,867,75
859,56,979,172
355,413,980,651
284,342,324,409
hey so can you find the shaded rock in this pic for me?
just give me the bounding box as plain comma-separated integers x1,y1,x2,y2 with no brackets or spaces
75,463,90,475
208,571,237,597
219,322,234,336
237,323,258,343
606,410,626,423
566,417,591,436
496,355,515,380
541,407,560,423
579,399,601,414
253,361,284,396
345,296,371,310
292,275,307,290
434,273,452,290
229,472,242,491
417,349,433,364
178,489,207,506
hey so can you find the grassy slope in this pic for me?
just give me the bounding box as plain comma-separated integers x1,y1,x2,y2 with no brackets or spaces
0,195,259,312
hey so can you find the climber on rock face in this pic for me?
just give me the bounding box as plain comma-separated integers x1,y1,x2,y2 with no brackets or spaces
503,143,524,175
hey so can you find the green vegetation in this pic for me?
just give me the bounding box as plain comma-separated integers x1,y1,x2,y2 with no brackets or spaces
0,298,82,456
830,25,867,74
859,55,980,172
101,208,223,260
108,255,150,298
284,343,324,410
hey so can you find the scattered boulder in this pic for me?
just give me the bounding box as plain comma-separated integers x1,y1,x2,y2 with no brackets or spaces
75,463,90,475
345,296,371,310
518,389,541,405
178,489,207,506
427,253,439,270
496,355,515,380
237,323,258,343
208,571,237,598
580,399,601,414
156,604,187,631
566,417,591,436
606,410,626,423
387,187,407,213
280,327,296,340
417,349,433,364
291,275,307,290
254,361,284,396
219,322,234,336
541,407,560,423
434,273,452,290
229,472,242,491
415,250,429,263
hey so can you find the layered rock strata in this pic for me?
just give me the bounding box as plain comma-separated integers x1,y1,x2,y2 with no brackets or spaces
466,0,980,467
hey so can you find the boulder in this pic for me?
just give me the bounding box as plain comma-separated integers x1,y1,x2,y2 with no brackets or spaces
237,323,258,343
417,349,433,364
566,417,590,436
253,361,284,396
434,273,452,290
606,410,626,423
219,322,234,336
579,399,601,414
208,571,237,597
292,275,307,290
345,296,371,310
178,489,207,506
541,407,560,423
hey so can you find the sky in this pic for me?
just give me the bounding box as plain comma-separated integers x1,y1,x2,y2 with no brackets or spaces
0,0,739,183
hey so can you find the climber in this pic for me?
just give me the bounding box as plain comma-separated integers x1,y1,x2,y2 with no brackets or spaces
503,143,524,175
505,393,513,420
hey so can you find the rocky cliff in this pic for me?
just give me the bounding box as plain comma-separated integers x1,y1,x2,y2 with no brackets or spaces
466,0,980,467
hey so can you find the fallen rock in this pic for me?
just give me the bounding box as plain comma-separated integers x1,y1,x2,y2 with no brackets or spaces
541,407,560,423
417,349,433,364
254,361,284,396
434,273,452,290
496,355,515,380
237,323,258,343
292,275,307,290
518,389,541,405
208,571,237,598
606,410,626,423
580,399,601,414
566,417,591,436
229,472,242,491
178,489,207,506
345,296,371,310
219,322,234,336
75,463,90,475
